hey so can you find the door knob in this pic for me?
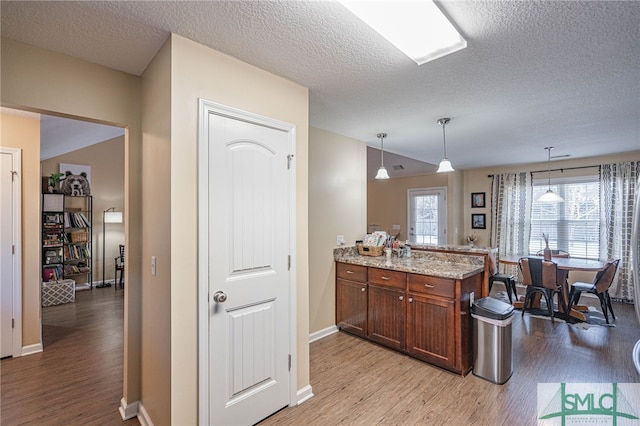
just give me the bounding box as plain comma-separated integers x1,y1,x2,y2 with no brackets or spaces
213,291,227,303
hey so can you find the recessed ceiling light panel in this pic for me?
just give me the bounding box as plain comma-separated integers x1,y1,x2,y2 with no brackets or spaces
338,0,467,65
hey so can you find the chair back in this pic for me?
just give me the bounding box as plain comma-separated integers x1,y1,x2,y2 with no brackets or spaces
520,257,558,290
118,244,125,265
593,259,620,294
487,251,499,276
535,249,570,258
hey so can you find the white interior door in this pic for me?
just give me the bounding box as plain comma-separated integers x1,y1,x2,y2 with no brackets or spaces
199,102,294,426
1,147,21,358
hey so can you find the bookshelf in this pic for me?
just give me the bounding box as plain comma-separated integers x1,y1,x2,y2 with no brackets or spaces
42,194,93,291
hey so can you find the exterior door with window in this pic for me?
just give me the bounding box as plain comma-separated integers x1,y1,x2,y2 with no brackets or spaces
408,187,447,245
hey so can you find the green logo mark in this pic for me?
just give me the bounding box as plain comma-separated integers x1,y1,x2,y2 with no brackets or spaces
539,383,639,425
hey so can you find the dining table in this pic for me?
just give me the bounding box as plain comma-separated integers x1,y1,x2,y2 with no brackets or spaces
498,254,607,322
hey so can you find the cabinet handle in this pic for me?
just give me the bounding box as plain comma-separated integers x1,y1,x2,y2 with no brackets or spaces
346,270,354,274
361,287,366,292
424,284,435,288
399,296,404,301
381,276,390,280
409,297,413,303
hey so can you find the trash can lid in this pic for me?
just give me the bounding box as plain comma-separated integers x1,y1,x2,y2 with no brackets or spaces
472,297,514,320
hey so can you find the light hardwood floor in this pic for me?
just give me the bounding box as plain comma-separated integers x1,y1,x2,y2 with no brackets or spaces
261,294,640,426
3,287,639,425
1,287,139,425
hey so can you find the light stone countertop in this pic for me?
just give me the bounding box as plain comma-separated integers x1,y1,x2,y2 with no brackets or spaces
411,243,497,255
334,247,484,280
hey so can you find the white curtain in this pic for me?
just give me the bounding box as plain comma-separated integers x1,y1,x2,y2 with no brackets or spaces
490,172,533,278
600,162,640,301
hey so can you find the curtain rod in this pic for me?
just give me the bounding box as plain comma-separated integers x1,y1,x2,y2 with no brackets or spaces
487,164,601,178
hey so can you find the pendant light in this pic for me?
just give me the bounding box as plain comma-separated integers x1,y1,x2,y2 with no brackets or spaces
436,118,454,173
375,132,390,179
537,146,564,202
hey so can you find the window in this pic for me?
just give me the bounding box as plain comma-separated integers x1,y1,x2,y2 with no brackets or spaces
408,187,447,245
529,175,600,259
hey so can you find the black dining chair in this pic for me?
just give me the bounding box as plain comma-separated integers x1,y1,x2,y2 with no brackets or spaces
487,252,517,303
567,259,620,324
519,257,563,322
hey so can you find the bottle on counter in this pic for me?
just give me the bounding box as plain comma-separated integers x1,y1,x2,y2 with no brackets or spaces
404,240,411,257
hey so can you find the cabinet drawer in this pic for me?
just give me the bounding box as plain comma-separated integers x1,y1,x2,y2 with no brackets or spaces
408,274,455,298
369,267,406,289
336,262,367,283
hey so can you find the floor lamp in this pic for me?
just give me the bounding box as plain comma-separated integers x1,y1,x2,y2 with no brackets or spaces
97,207,122,288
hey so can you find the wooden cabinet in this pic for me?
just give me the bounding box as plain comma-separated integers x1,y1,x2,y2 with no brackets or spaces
336,263,368,337
335,261,482,375
368,267,406,350
406,275,456,369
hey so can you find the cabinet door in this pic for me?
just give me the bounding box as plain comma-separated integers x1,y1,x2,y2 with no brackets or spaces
336,278,368,337
368,284,406,351
407,293,455,370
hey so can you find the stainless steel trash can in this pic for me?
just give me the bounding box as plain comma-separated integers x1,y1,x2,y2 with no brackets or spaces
472,297,514,384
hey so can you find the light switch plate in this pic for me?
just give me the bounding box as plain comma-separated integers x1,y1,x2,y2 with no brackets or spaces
336,235,345,245
151,256,157,276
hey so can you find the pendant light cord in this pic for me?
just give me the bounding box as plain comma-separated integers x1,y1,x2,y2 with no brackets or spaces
546,146,552,189
442,122,447,158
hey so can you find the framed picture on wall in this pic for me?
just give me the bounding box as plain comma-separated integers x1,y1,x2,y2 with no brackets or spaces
472,213,486,229
471,192,486,208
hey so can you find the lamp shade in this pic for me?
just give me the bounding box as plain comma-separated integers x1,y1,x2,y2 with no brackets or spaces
104,211,123,223
375,166,390,179
437,159,454,173
537,189,564,203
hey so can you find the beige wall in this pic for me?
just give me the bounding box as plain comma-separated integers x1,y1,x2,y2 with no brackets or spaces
41,136,125,283
308,127,367,334
1,37,143,408
367,172,453,242
369,151,640,249
168,34,310,425
463,151,640,248
140,37,172,424
0,112,41,347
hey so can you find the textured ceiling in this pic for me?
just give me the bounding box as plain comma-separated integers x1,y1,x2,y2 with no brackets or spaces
2,1,639,174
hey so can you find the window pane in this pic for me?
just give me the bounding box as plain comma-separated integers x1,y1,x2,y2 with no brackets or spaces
530,177,600,259
414,194,439,244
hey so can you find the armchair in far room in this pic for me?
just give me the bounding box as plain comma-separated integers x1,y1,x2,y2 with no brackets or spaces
114,244,125,290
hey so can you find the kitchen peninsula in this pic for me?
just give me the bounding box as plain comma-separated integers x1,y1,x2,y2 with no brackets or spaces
334,246,484,375
411,244,498,297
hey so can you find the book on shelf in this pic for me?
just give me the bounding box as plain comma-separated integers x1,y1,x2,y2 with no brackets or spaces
64,212,91,228
42,265,63,282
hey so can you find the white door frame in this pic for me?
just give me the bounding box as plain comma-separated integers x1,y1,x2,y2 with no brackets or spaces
197,99,297,425
1,147,23,357
407,186,447,245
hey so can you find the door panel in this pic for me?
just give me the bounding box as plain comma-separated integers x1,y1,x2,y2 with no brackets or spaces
1,152,14,357
206,111,291,426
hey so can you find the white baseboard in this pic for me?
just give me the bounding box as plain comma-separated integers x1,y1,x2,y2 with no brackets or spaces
22,343,43,356
309,325,338,343
296,385,314,405
119,397,139,421
137,402,154,426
